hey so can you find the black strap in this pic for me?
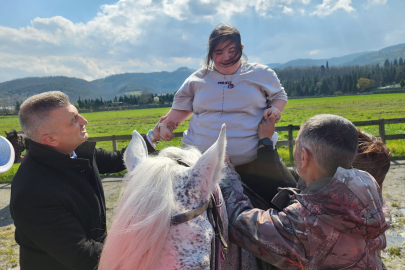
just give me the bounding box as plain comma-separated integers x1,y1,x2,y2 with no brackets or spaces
208,194,233,267
240,181,270,210
171,200,210,226
209,194,228,250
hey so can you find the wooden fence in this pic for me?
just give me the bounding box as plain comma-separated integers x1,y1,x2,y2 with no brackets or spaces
88,117,405,160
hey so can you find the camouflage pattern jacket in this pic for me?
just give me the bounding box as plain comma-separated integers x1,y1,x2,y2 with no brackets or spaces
221,164,391,270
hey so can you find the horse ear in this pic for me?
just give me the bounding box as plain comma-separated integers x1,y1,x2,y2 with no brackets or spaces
124,130,148,171
191,124,226,195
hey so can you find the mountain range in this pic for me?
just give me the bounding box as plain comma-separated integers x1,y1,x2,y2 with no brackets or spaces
1,43,404,105
268,43,405,69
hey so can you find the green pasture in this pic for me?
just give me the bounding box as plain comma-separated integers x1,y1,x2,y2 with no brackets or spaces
1,93,405,183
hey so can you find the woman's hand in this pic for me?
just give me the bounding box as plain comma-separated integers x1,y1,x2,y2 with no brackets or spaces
154,109,191,142
159,121,179,142
151,116,167,142
263,106,281,123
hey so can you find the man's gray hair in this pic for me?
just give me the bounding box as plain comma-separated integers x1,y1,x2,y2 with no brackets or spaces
19,91,70,141
298,114,358,175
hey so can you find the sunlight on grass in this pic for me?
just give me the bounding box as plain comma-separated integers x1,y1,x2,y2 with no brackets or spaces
1,93,404,182
0,164,20,184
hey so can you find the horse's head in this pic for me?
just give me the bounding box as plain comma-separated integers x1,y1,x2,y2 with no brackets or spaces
99,125,227,270
4,130,28,163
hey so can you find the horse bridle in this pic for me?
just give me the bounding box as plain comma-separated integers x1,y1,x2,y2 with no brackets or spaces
169,159,229,263
171,199,211,226
170,158,210,226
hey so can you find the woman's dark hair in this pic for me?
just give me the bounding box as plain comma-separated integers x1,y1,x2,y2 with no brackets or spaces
203,23,247,76
352,128,391,189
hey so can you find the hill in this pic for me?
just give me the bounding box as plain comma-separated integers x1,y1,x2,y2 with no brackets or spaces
274,51,370,69
269,43,405,69
0,68,195,104
341,44,405,66
1,43,405,105
90,67,194,100
0,76,99,105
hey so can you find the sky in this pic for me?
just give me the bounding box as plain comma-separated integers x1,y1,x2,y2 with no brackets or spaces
0,0,404,83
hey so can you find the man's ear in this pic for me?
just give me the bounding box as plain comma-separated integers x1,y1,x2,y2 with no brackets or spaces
41,134,59,147
241,44,244,50
301,147,310,169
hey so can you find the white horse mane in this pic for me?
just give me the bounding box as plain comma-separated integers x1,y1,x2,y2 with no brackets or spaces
99,126,227,270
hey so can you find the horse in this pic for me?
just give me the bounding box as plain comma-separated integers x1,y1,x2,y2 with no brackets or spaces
98,124,259,270
4,129,29,163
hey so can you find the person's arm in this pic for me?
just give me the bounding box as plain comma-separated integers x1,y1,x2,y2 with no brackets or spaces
220,164,308,269
254,118,296,208
155,76,195,142
95,147,126,174
157,109,192,141
260,66,288,122
13,191,103,270
257,118,295,184
95,133,155,174
95,115,171,173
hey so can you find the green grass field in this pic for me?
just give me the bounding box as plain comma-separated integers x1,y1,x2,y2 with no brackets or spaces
1,93,405,183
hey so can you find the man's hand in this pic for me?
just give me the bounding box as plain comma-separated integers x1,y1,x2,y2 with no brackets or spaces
258,117,276,140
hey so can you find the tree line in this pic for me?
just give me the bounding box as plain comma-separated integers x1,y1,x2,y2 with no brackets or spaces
276,58,405,97
76,90,176,110
6,58,405,113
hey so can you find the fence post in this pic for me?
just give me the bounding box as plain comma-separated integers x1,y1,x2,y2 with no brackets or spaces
288,125,294,161
112,135,117,151
378,118,386,143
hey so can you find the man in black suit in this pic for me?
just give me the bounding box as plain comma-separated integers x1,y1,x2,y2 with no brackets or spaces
10,91,161,270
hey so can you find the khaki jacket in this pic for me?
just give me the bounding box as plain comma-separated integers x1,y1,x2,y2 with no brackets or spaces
221,165,391,270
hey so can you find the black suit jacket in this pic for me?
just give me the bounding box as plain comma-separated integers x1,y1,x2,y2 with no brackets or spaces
10,137,154,270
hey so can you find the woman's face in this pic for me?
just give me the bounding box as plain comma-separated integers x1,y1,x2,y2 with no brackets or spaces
212,40,243,75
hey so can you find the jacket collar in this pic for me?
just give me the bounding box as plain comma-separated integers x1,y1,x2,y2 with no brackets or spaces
301,177,333,195
28,139,96,168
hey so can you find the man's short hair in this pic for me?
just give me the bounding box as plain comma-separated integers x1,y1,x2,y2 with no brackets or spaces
298,114,358,175
19,91,70,141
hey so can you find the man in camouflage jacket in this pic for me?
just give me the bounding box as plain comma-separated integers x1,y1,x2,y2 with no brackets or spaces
221,114,391,269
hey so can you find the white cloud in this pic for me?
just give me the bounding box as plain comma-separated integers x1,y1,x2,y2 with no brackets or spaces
368,0,387,4
0,53,153,81
0,0,313,81
1,0,401,84
282,6,295,15
0,0,312,54
310,0,355,17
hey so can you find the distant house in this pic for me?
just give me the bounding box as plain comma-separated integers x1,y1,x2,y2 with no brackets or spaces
0,103,14,111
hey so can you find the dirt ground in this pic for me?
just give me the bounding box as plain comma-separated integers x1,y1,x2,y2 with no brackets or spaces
1,161,404,270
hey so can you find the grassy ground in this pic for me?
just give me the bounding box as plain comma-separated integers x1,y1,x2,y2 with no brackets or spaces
1,93,405,183
379,163,405,269
0,225,18,269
